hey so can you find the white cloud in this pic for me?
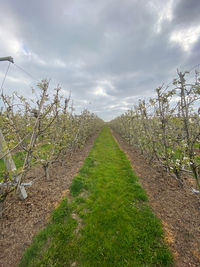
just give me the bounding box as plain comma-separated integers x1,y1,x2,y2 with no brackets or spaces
156,0,174,33
93,87,108,97
6,75,29,85
170,25,200,52
0,0,199,121
98,79,115,91
53,59,66,68
0,25,23,56
28,52,47,66
148,0,175,33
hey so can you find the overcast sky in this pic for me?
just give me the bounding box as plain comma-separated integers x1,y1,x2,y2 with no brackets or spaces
0,0,200,121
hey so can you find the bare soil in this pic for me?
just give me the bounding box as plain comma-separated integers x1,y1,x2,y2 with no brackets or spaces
112,130,200,267
0,132,100,267
1,129,200,267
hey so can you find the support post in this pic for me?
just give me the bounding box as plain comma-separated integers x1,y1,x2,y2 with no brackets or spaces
0,56,27,200
0,130,27,199
0,130,17,175
0,56,14,63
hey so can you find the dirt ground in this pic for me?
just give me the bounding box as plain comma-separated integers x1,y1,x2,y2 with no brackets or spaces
1,129,200,267
0,132,100,267
112,130,200,267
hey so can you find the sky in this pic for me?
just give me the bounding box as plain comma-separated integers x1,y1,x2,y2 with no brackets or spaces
0,0,200,121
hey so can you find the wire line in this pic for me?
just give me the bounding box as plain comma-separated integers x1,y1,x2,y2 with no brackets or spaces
13,63,39,82
0,62,11,95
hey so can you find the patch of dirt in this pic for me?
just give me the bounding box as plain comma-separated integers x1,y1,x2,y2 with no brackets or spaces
112,130,200,267
71,213,82,235
0,132,100,267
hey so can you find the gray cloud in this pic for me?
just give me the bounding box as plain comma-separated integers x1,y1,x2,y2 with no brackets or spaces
0,0,200,121
173,0,200,28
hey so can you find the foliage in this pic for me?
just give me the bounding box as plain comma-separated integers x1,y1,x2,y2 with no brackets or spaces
110,70,200,189
0,80,103,210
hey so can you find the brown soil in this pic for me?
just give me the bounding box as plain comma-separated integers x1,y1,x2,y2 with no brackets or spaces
1,129,200,267
112,130,200,267
0,132,99,267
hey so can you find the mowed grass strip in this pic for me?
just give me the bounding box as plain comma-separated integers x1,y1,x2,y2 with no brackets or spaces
20,127,173,267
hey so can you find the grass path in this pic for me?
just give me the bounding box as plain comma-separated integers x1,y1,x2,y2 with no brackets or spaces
20,127,173,267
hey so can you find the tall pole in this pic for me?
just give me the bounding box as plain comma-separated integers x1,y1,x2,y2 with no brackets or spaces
0,56,17,177
0,55,17,175
0,56,14,63
0,56,27,200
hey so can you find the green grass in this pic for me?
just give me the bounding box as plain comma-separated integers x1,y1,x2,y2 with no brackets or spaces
194,142,200,149
20,127,173,267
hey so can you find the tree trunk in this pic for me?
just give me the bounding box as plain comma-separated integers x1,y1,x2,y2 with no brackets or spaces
61,159,65,167
174,167,183,187
191,164,200,190
43,163,50,180
0,201,4,218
